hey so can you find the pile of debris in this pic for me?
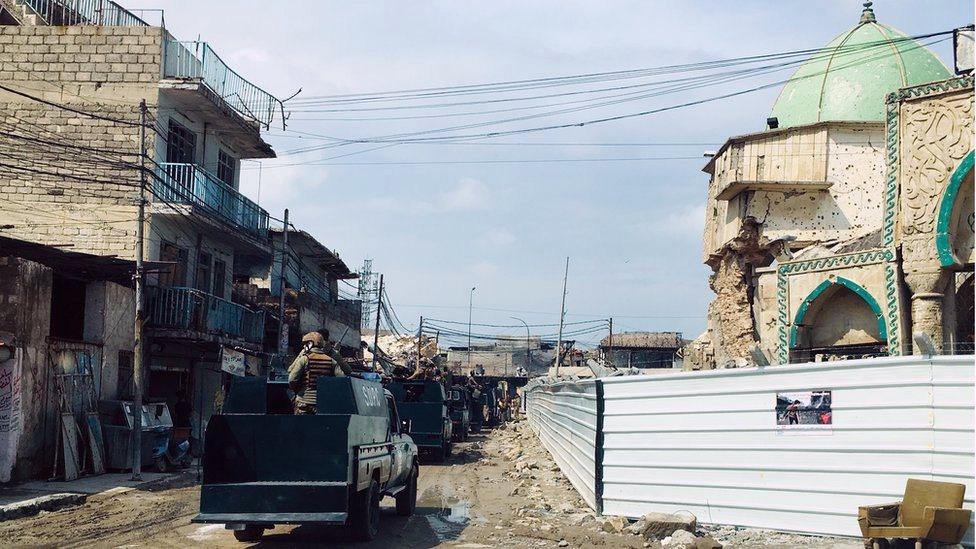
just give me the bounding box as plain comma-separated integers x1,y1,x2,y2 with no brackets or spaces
361,333,438,369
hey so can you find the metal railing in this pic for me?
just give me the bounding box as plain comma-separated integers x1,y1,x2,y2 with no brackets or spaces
154,162,269,241
22,0,148,26
162,38,279,128
147,286,265,344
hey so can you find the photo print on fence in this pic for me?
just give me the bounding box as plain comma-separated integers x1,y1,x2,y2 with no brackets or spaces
775,390,832,433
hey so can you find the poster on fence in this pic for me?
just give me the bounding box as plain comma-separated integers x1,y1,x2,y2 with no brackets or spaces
776,390,832,432
0,347,23,482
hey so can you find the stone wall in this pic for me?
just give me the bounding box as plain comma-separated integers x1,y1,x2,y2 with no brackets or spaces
0,24,163,260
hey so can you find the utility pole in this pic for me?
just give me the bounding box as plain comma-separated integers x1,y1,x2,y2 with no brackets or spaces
511,317,530,376
608,317,614,367
467,286,476,373
554,257,569,377
130,99,148,480
416,316,423,370
371,274,384,371
277,209,289,355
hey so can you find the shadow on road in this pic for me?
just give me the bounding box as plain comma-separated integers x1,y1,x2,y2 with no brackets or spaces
249,504,467,548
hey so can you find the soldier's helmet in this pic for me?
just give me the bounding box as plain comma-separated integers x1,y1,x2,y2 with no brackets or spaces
302,332,325,347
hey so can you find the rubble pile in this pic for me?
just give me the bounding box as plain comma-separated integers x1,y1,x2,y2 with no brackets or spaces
361,333,438,366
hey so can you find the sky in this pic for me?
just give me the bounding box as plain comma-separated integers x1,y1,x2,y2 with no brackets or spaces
126,0,971,347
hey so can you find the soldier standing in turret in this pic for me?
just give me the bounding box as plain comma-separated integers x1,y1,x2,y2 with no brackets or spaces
288,330,352,415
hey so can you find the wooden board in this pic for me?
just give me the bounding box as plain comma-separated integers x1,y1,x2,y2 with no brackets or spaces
85,413,105,475
60,414,80,481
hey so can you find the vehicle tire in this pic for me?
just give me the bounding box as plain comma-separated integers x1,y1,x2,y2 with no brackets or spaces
395,464,418,517
233,525,264,542
429,447,444,463
350,479,381,541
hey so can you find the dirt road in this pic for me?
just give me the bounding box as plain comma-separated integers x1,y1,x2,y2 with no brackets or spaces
0,420,862,548
0,421,636,548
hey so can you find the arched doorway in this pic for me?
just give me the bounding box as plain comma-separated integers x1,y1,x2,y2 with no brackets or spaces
790,277,887,362
936,151,974,268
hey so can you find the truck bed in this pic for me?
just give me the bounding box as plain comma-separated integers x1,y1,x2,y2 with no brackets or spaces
195,414,357,525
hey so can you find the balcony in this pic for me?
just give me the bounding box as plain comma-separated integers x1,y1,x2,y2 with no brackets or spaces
154,163,269,242
22,0,150,26
162,38,280,130
147,286,265,345
708,125,833,201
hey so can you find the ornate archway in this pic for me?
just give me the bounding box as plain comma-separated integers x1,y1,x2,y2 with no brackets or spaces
789,277,887,361
936,151,974,268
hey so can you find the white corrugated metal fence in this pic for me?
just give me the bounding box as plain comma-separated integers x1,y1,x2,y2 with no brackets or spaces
525,379,603,512
524,356,974,543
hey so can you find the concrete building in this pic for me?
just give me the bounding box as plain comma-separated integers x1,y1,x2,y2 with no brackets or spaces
0,1,280,451
0,236,135,482
446,337,556,377
243,227,362,368
690,4,973,368
599,332,684,369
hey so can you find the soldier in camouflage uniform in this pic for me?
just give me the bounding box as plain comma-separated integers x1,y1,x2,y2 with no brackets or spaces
288,330,352,415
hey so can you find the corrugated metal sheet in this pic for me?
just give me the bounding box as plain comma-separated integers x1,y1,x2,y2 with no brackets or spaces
525,356,974,543
525,379,602,511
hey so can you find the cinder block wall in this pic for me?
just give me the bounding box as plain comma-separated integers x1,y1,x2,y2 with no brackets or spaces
0,25,164,260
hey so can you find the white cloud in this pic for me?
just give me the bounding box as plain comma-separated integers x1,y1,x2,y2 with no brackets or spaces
479,227,516,247
360,177,491,215
438,178,490,212
638,201,706,239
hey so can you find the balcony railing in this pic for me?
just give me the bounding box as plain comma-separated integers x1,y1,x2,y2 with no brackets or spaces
147,286,265,344
163,38,280,129
154,162,269,241
23,0,149,26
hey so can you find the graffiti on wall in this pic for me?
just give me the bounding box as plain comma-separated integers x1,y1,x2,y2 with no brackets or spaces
0,348,23,482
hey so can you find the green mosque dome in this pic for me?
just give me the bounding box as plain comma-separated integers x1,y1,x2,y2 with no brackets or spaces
768,2,951,129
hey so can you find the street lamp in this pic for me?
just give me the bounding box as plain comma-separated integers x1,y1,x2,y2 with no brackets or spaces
510,317,529,377
468,287,476,373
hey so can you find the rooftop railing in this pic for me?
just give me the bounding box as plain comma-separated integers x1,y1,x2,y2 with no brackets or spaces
163,39,280,129
148,286,265,344
22,0,149,26
154,162,269,242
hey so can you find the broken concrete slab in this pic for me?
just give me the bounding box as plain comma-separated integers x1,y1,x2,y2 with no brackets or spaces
636,511,697,540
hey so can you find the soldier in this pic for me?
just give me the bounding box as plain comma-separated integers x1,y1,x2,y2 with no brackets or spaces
287,330,351,415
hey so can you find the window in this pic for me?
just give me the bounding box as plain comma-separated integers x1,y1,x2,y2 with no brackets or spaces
217,150,236,187
212,259,227,299
159,241,188,287
50,274,86,340
196,252,212,294
166,120,196,164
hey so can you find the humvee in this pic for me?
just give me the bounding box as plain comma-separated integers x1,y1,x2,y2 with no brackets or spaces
388,380,453,462
447,387,470,441
193,376,419,542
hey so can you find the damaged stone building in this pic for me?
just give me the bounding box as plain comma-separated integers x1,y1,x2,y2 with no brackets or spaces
689,5,974,368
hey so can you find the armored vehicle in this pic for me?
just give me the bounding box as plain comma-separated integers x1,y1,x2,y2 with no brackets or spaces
388,380,453,462
447,387,470,441
193,376,419,542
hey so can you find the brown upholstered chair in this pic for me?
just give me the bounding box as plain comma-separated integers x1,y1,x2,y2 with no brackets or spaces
858,479,971,548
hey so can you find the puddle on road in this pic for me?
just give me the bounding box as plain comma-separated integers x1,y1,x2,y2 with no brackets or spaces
419,484,473,542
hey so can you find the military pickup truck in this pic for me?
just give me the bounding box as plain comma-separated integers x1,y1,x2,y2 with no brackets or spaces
193,376,419,542
447,387,470,441
388,380,453,462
